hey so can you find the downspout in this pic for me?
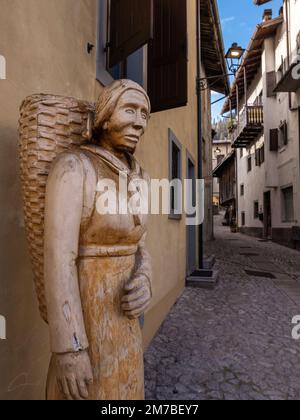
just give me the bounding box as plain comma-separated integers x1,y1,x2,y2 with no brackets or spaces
285,0,292,109
196,0,204,269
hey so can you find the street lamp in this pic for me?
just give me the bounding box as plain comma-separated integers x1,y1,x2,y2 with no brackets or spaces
225,43,245,75
214,147,222,156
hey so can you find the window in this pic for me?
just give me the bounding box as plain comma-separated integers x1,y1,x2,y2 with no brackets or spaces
254,201,259,219
279,120,288,148
282,186,294,223
97,0,188,113
255,145,265,166
241,212,246,226
240,184,244,197
169,129,182,220
247,156,252,172
266,71,276,97
255,149,260,166
270,128,279,151
260,145,265,164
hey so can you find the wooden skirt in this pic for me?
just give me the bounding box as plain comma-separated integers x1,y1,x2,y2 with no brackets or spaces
46,254,144,400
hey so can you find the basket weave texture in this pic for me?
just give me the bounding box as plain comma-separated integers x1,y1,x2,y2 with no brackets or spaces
19,94,95,323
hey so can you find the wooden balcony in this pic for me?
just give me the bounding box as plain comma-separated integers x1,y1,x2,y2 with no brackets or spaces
231,105,264,148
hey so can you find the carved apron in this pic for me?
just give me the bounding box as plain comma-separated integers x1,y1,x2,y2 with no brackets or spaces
47,146,148,400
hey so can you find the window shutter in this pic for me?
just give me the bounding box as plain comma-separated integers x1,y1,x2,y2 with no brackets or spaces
283,121,288,146
109,0,153,68
255,149,260,166
270,128,279,151
260,145,265,164
266,71,276,98
148,0,188,113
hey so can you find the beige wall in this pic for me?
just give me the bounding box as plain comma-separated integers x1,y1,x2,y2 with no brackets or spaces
0,0,201,399
0,0,101,400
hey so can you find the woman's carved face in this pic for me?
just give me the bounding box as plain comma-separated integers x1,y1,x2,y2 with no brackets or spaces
102,90,149,154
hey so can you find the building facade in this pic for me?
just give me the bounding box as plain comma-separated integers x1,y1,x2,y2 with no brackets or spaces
0,0,228,399
222,1,300,250
212,138,232,208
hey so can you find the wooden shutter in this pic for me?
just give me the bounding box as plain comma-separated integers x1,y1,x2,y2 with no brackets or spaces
255,149,260,166
270,128,279,151
283,121,288,145
109,0,153,68
260,145,265,164
148,0,188,113
266,71,276,97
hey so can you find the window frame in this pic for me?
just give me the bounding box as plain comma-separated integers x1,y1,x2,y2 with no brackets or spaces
241,212,246,227
247,156,252,172
96,0,147,87
96,0,114,86
281,185,295,223
168,129,183,221
240,184,244,197
278,120,288,149
254,201,259,219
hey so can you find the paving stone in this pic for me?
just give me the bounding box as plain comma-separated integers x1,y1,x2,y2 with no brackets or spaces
145,215,300,400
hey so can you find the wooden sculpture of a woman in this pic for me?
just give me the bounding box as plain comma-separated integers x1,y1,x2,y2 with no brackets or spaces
20,80,152,400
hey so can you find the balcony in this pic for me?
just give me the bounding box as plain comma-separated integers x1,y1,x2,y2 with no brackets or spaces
231,105,264,148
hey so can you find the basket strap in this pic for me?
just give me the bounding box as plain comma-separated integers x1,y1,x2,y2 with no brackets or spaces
71,150,98,225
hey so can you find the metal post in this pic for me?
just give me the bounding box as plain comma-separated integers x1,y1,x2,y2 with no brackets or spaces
244,66,248,106
196,0,204,270
236,85,239,132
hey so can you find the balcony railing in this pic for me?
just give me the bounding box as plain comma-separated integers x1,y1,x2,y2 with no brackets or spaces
231,105,264,148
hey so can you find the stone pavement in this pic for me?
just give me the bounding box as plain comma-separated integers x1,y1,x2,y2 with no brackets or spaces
144,214,300,400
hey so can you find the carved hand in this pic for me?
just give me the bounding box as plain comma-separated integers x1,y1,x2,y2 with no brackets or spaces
122,274,152,320
54,350,93,400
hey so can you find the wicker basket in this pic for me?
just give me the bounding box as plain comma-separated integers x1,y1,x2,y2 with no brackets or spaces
19,94,95,322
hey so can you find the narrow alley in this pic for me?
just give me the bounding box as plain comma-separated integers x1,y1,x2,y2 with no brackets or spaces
145,214,300,400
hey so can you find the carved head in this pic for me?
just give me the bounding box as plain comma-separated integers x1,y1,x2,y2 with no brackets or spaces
94,80,151,154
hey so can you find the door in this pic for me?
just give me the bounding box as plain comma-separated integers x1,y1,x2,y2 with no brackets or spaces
264,191,272,239
186,156,196,275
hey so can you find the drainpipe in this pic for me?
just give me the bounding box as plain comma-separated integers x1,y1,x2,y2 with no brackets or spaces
186,0,218,287
196,0,204,270
285,0,292,109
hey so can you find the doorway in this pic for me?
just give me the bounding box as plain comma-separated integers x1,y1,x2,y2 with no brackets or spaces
186,154,197,276
264,191,272,239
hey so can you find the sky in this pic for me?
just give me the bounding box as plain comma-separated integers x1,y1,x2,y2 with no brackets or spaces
212,0,283,121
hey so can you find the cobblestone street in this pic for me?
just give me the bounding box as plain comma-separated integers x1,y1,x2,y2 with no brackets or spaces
144,214,300,400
